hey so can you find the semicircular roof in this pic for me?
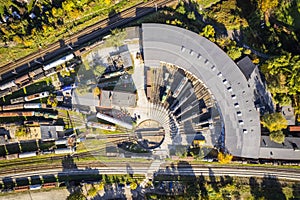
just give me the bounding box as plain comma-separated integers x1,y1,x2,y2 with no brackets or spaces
142,23,260,158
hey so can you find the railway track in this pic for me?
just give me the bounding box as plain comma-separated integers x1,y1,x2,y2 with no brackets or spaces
0,138,128,172
0,0,176,78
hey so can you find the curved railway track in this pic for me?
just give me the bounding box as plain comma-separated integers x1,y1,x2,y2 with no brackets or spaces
0,0,176,77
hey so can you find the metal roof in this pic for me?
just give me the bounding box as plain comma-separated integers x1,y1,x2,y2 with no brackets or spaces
260,136,300,160
142,23,261,158
100,90,136,108
236,56,257,80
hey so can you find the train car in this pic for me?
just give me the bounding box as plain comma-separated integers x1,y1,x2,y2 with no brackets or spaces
42,182,57,189
54,147,73,154
0,89,11,98
14,74,30,84
104,70,126,79
87,121,117,131
14,185,29,192
0,111,35,117
24,91,49,102
43,113,58,119
32,73,46,81
44,68,56,77
55,139,68,146
24,103,45,109
43,53,75,71
172,77,188,98
11,97,25,104
19,151,37,158
0,81,16,90
29,68,44,77
2,104,24,111
96,112,133,129
29,184,42,190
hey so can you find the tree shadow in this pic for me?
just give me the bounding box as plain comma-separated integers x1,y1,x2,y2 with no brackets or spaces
261,175,286,200
292,183,300,200
208,167,219,192
249,176,261,199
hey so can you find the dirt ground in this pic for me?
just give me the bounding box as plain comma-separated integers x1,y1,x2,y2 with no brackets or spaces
0,188,69,200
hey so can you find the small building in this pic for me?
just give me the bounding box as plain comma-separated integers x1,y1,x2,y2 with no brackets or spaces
72,91,98,113
260,136,300,160
99,90,136,108
40,126,64,141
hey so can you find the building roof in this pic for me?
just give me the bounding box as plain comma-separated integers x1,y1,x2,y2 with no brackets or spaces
236,56,257,80
100,90,136,108
72,90,99,112
289,126,300,132
282,105,295,125
260,136,300,160
142,23,261,158
40,126,63,141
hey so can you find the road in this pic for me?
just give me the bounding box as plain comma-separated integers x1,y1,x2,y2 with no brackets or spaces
1,163,300,182
0,0,176,81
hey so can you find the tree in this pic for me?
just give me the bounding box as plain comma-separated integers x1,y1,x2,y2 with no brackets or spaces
87,186,97,198
261,112,288,132
227,47,242,61
66,191,86,200
270,130,285,144
93,87,101,97
130,182,137,190
218,152,233,164
260,0,279,13
200,25,215,41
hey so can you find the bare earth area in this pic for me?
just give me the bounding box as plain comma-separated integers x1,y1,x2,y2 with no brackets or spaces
0,189,69,200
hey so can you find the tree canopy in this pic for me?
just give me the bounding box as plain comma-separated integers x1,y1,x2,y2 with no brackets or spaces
269,130,285,144
261,112,288,132
217,152,233,164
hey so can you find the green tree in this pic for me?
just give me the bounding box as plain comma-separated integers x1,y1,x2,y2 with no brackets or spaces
187,12,196,20
227,47,242,61
270,130,285,143
200,25,215,40
261,112,288,132
176,5,186,15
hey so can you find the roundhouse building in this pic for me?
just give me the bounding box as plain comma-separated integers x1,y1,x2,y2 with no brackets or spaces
141,24,261,159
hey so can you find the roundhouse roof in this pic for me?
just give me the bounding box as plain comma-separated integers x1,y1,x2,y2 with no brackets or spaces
142,23,261,158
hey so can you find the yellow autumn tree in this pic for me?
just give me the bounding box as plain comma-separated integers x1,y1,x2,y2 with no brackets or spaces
218,152,233,164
